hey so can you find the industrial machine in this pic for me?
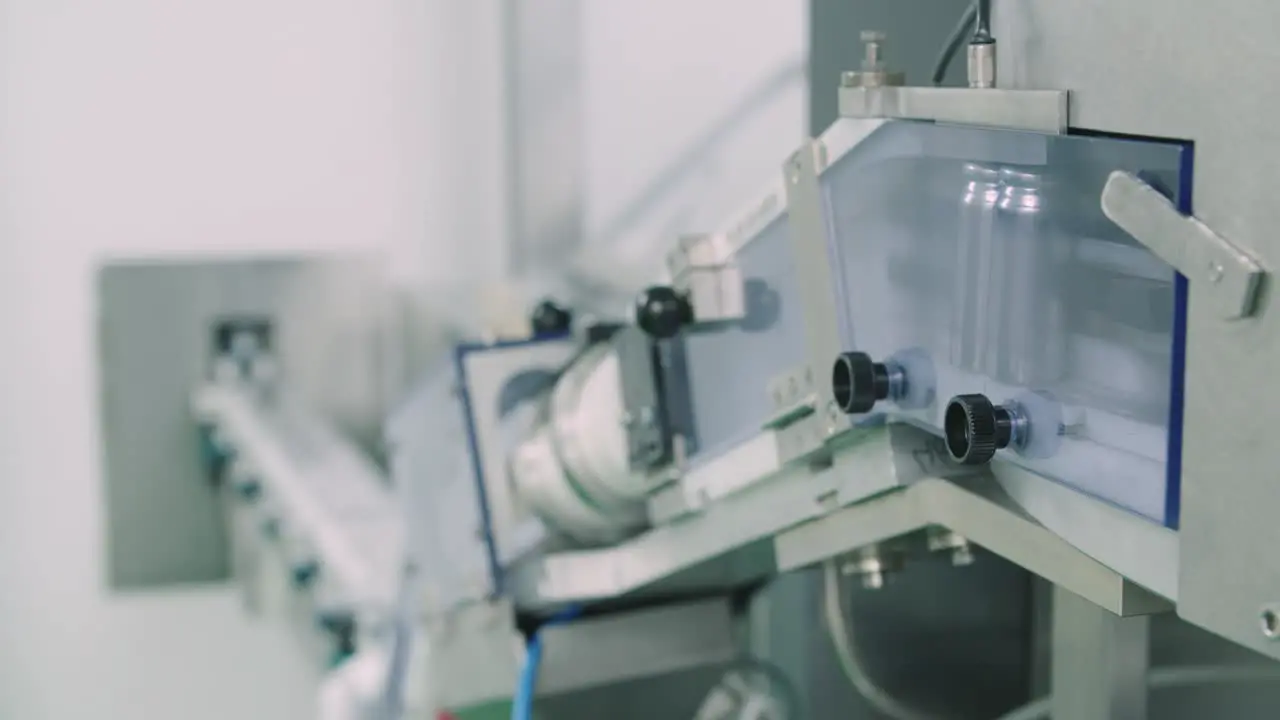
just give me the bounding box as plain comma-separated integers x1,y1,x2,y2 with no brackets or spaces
96,2,1280,719
380,6,1280,719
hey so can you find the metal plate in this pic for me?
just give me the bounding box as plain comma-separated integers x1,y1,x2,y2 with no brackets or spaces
98,255,401,589
994,0,1280,660
677,216,809,463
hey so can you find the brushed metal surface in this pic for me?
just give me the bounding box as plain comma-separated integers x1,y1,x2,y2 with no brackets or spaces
98,255,400,589
995,0,1280,661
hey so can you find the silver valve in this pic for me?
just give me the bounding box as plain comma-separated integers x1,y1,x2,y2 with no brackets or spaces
841,30,905,88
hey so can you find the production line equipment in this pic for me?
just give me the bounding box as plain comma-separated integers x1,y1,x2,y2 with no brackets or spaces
386,17,1280,717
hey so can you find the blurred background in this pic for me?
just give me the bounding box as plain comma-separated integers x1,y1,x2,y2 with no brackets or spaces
0,0,975,717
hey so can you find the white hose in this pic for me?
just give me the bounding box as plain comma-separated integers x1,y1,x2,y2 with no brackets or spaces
822,560,953,720
994,664,1280,720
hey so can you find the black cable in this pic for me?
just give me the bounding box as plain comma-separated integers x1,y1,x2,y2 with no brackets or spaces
975,0,993,39
931,3,977,86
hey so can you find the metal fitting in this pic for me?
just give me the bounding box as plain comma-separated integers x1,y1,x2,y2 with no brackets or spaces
927,527,975,567
841,544,905,590
841,30,905,89
1261,605,1280,640
967,39,996,88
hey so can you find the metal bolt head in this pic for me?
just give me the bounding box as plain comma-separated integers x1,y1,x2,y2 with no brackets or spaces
860,30,886,71
1260,606,1280,640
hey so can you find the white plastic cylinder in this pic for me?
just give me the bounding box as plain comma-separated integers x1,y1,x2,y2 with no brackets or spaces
508,344,650,545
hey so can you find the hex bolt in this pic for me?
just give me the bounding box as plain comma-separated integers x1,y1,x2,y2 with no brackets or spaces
840,544,905,590
927,527,976,567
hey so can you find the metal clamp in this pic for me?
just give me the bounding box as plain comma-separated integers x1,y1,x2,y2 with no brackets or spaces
838,86,1069,134
1102,171,1265,320
667,233,746,322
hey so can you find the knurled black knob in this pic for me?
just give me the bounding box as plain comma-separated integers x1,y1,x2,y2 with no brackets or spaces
530,300,573,336
944,393,1013,465
635,286,693,339
832,351,892,414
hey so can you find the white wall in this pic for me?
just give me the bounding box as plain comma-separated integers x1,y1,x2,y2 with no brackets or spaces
572,0,809,296
0,0,449,717
0,0,806,716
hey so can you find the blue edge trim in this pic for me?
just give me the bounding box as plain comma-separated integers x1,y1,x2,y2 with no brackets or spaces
452,332,572,598
1165,142,1196,529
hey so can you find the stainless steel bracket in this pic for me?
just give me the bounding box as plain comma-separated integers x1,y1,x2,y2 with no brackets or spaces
783,140,846,442
775,474,1172,617
667,233,745,322
838,86,1069,134
764,365,845,465
1102,171,1266,320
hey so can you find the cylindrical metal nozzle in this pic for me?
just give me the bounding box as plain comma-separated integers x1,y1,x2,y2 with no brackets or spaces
967,39,996,88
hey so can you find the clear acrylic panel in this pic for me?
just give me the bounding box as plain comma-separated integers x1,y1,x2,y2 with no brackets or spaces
674,217,809,464
818,120,1189,525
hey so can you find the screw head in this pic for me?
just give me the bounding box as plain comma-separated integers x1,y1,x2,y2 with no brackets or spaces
1208,262,1225,284
1261,606,1280,640
860,30,886,43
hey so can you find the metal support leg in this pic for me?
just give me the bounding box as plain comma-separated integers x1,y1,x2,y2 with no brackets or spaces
1050,585,1150,719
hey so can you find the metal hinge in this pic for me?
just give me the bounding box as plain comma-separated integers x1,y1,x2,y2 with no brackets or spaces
1102,171,1266,320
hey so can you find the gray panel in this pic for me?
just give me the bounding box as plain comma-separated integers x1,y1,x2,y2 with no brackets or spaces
788,551,1033,720
680,218,809,462
992,0,1280,661
98,256,395,589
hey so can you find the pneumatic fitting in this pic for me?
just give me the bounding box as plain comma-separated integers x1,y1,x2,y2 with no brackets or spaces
943,394,1027,465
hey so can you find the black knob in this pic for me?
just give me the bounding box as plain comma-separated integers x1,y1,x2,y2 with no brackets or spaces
530,300,573,336
832,351,892,414
291,560,320,589
635,286,693,339
944,394,1015,465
